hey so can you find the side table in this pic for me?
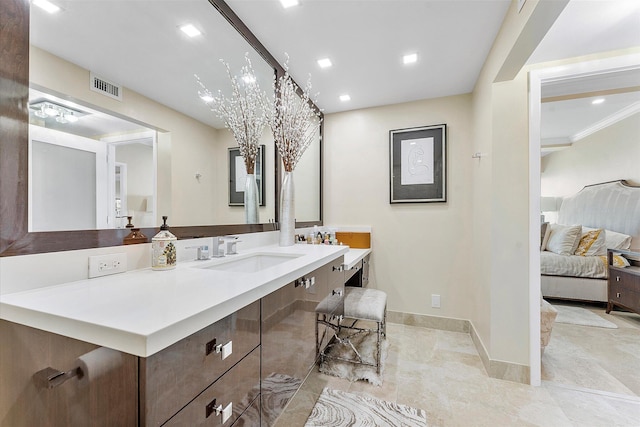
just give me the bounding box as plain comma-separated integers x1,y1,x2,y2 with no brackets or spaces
606,249,640,315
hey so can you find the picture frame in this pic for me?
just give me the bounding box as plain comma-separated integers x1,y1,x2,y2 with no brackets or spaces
389,124,446,203
229,145,265,206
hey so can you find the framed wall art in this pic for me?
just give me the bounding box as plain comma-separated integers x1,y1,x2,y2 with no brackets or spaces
229,145,265,206
389,124,446,203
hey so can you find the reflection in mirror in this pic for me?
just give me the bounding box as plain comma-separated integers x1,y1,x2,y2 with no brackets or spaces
28,0,278,230
28,87,157,231
294,127,321,223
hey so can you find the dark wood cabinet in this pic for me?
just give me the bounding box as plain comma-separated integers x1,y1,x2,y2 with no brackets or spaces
260,255,344,426
140,301,260,426
606,250,640,315
163,347,260,426
0,321,138,427
0,255,344,427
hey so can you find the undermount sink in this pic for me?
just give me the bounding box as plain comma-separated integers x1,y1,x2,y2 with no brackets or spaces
196,252,303,273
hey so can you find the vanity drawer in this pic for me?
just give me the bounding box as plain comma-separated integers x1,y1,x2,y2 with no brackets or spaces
164,346,260,427
344,259,362,283
141,300,260,426
328,255,345,288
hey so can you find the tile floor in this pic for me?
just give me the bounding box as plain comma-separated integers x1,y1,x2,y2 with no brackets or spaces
543,302,640,398
276,320,640,426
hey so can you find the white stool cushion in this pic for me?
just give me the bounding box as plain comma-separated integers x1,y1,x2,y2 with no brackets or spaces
344,288,387,322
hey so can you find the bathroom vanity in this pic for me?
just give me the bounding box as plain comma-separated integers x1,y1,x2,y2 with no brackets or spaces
0,244,348,426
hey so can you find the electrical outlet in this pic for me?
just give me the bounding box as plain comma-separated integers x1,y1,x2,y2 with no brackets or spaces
89,253,127,278
431,294,441,308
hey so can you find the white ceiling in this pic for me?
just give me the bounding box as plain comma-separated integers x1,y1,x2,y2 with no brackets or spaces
29,0,640,144
228,0,512,114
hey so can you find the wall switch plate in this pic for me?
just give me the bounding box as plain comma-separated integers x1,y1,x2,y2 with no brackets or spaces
89,253,127,278
431,294,441,308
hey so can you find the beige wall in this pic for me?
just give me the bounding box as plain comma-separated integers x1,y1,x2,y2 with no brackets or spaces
324,94,473,320
541,113,640,197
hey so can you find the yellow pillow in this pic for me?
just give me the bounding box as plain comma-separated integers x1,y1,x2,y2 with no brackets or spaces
575,229,606,256
599,255,631,268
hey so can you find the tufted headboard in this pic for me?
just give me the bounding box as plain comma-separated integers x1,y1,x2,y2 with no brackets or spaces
558,180,640,247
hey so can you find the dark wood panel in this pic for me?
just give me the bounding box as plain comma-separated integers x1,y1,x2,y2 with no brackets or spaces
0,0,29,256
140,301,260,426
163,347,260,427
261,258,343,425
0,320,138,427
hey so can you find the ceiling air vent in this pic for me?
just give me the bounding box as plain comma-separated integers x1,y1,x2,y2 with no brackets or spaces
90,72,122,101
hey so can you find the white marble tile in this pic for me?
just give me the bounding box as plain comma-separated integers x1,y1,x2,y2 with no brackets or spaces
280,321,640,426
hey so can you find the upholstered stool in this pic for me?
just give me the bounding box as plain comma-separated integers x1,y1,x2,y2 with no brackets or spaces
316,287,387,374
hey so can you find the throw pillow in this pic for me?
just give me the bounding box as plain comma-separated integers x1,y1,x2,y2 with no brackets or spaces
583,226,632,250
599,254,631,268
546,224,582,255
541,222,551,251
575,229,606,256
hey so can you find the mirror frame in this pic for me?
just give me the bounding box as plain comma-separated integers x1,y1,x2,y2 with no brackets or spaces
0,0,323,257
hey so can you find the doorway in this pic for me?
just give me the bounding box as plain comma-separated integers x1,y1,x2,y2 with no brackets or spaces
529,53,640,391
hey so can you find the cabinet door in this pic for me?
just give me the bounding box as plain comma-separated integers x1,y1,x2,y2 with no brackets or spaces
141,300,260,426
0,320,138,427
164,347,260,426
261,256,343,426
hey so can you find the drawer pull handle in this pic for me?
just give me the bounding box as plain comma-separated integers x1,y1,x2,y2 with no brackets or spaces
332,289,343,297
206,399,233,423
295,276,315,289
617,292,621,298
205,339,233,359
333,265,344,272
616,276,620,282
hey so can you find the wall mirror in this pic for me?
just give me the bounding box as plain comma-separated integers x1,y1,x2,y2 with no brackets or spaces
0,0,322,256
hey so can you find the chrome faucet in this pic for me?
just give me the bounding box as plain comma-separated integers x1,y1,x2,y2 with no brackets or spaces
186,245,210,260
211,237,225,258
224,236,240,255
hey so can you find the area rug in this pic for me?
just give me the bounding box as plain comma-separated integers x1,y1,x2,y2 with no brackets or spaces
305,387,427,427
319,330,389,386
553,305,618,329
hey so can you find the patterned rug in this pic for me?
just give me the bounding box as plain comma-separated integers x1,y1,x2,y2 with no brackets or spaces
553,305,618,329
305,387,428,427
319,330,389,386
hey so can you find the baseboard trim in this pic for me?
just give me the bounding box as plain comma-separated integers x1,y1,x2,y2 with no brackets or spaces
469,321,530,384
387,310,469,333
388,310,530,384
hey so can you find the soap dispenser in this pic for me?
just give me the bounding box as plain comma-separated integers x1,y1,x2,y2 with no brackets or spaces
152,216,177,270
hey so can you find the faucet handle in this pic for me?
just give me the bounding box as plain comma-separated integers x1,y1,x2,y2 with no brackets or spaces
186,245,209,260
223,236,241,255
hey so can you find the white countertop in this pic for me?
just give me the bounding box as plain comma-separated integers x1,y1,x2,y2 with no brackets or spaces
0,244,348,358
343,248,372,270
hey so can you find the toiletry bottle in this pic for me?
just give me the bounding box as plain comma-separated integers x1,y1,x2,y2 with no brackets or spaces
152,216,177,270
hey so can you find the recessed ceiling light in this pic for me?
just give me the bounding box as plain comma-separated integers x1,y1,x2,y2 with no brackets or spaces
339,94,351,102
317,58,332,68
280,0,300,8
403,53,418,65
180,24,201,38
592,98,605,105
33,0,61,14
